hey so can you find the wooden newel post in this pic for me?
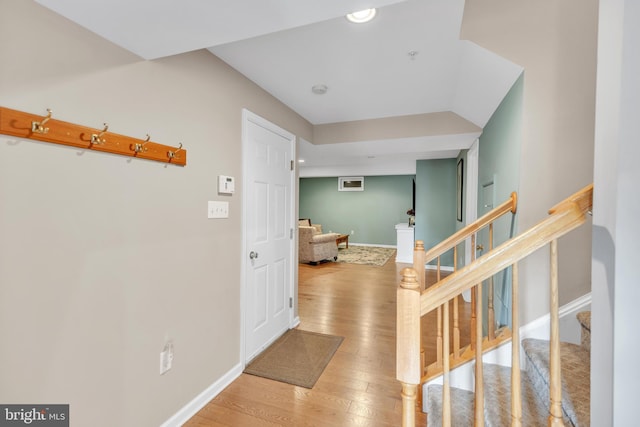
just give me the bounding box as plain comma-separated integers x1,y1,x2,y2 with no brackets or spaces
397,267,421,427
413,240,426,378
401,383,418,427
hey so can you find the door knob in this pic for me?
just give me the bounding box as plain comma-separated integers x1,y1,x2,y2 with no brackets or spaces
476,244,484,251
249,251,259,259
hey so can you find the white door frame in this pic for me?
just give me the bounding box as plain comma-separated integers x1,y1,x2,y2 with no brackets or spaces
465,139,479,221
240,109,296,366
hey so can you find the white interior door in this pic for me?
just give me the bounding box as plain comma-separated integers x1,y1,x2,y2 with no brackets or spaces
242,110,295,363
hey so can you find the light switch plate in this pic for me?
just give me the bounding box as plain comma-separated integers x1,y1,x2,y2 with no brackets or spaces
208,201,229,218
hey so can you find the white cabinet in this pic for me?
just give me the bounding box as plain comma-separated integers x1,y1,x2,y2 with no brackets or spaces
395,223,415,263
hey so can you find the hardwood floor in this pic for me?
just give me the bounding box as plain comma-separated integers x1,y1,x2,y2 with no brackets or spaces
185,259,470,426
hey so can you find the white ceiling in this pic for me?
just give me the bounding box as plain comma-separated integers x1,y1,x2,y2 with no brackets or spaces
210,0,466,125
298,132,481,177
34,0,408,61
35,0,523,176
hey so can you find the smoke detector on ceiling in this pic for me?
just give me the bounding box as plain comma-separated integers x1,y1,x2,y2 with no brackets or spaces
311,84,328,95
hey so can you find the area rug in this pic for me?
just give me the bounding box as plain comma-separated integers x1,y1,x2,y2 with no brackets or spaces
244,329,343,388
336,245,396,266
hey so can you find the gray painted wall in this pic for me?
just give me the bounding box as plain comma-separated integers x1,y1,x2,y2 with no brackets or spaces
299,175,414,246
478,74,523,243
0,2,311,426
462,0,597,325
415,159,457,266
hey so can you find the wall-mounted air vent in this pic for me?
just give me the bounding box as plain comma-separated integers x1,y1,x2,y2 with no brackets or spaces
338,177,364,191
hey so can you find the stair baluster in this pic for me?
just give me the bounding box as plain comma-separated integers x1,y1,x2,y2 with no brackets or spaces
436,257,443,369
511,261,522,426
548,239,564,426
488,223,496,341
443,299,451,427
413,241,426,292
475,280,485,427
453,246,460,359
470,234,477,351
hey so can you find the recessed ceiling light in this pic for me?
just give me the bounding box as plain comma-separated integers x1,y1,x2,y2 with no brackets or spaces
346,8,377,24
298,159,305,163
311,84,328,95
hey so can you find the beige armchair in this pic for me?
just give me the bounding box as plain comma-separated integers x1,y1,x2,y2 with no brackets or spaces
298,219,339,264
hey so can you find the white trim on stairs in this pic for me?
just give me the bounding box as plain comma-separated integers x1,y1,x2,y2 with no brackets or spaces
519,292,591,344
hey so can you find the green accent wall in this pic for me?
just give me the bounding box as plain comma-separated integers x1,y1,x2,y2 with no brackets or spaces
478,73,524,328
299,175,414,245
478,74,523,234
415,159,457,266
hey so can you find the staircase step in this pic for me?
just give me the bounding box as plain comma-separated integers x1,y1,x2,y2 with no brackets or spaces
427,364,568,426
483,364,560,426
576,311,591,351
522,338,590,427
426,383,474,427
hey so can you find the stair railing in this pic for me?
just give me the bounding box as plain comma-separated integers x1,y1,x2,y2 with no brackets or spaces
397,184,593,427
413,192,517,382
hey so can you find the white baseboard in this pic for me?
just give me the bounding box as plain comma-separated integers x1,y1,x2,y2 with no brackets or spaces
291,316,301,328
348,243,396,248
160,312,323,425
391,262,456,270
425,264,455,272
519,292,591,343
160,363,243,427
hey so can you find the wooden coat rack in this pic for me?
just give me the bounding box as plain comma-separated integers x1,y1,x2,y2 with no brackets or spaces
0,106,187,166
